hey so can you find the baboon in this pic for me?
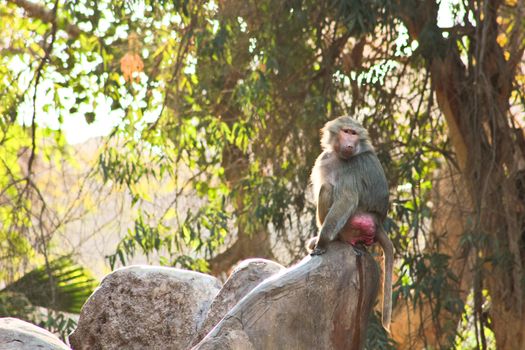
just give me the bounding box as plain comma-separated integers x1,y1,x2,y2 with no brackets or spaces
308,115,394,331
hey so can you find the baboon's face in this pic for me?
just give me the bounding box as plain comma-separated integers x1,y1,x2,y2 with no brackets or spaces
333,125,360,160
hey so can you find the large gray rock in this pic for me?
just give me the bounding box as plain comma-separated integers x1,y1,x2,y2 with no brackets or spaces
69,265,221,350
193,259,284,345
0,317,70,350
193,242,380,350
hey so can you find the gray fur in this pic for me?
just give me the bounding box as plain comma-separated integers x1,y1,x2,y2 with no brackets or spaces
309,116,393,331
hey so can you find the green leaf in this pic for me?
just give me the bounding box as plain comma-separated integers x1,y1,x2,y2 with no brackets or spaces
1,256,98,314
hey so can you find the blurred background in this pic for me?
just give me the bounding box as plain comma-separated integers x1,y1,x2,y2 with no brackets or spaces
0,0,524,348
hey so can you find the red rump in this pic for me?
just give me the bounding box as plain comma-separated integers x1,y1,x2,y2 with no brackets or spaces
348,214,376,246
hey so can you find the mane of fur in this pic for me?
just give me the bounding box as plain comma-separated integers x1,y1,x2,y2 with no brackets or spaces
320,116,374,154
312,116,387,218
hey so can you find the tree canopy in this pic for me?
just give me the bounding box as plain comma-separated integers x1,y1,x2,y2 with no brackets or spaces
1,0,524,348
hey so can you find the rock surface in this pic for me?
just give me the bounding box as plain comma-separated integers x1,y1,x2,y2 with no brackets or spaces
193,258,284,345
193,242,380,350
69,265,221,350
0,317,70,350
193,329,255,350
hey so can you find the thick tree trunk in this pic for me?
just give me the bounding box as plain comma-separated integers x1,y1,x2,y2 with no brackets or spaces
392,169,474,349
430,52,525,350
208,229,273,276
208,141,275,276
195,242,380,350
398,1,525,348
209,55,274,275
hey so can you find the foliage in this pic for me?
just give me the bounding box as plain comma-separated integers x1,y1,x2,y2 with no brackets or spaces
1,0,524,348
0,292,78,342
1,256,97,314
365,312,397,350
0,256,95,341
39,311,79,343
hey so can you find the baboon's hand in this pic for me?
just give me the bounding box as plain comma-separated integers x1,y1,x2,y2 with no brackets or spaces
310,247,326,256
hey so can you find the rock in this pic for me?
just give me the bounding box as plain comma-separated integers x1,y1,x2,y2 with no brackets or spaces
0,317,70,350
193,242,380,350
193,259,284,345
193,329,254,350
69,265,221,350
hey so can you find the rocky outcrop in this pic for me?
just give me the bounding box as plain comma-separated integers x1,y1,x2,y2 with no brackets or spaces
193,258,285,345
0,317,70,350
69,265,221,350
69,243,379,350
193,242,379,350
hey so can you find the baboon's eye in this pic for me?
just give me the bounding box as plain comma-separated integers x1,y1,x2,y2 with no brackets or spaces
342,128,357,135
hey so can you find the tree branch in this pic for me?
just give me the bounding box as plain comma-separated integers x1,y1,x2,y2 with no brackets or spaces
7,0,82,38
